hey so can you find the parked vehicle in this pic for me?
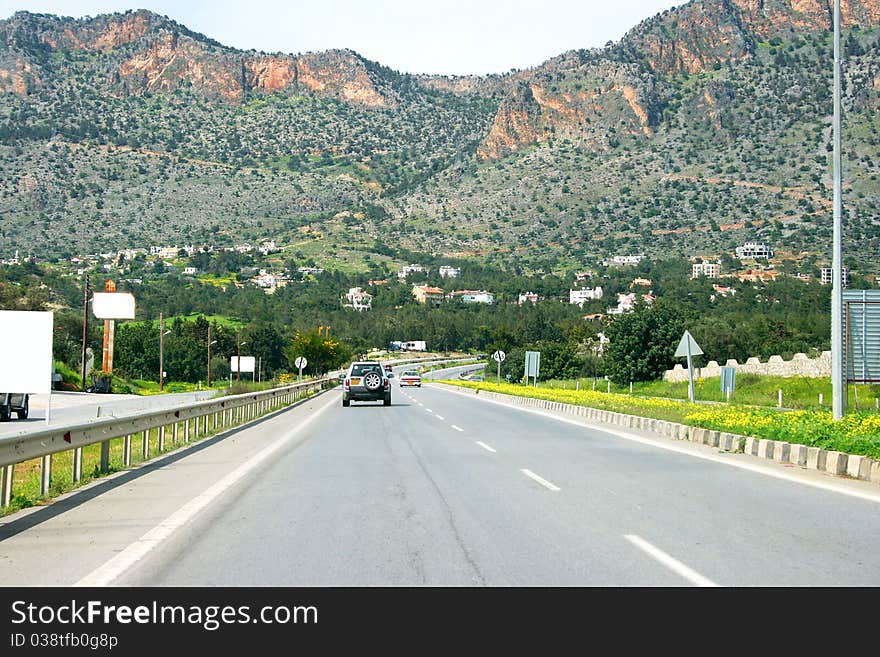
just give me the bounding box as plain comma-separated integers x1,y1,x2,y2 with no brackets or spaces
342,361,392,407
0,393,29,421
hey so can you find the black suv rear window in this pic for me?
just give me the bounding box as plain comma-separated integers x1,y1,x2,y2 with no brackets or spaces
351,364,381,376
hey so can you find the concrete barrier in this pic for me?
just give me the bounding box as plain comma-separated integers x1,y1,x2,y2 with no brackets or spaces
846,455,872,480
790,444,809,467
806,447,827,472
772,441,791,463
757,439,775,460
825,451,848,475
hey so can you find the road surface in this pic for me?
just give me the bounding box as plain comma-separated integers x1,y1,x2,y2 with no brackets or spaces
1,364,878,586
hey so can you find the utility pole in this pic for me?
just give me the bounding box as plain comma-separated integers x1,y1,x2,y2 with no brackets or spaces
831,0,845,420
207,324,212,387
159,312,165,391
80,272,89,391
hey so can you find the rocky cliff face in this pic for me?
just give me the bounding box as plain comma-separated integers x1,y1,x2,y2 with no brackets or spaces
474,0,880,159
0,10,394,106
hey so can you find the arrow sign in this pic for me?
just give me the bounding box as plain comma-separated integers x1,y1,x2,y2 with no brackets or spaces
674,330,703,358
674,330,703,403
491,350,506,363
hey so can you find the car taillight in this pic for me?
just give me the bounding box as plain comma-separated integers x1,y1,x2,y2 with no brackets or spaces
344,379,350,390
384,379,390,389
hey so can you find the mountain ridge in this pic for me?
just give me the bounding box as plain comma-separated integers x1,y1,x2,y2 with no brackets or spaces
1,2,879,275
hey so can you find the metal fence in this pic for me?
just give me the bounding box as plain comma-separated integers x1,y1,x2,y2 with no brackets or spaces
0,377,331,507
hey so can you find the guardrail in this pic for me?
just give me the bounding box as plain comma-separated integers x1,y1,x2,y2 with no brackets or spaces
0,376,332,508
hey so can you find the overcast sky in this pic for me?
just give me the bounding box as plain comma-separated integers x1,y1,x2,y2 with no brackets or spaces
0,1,687,75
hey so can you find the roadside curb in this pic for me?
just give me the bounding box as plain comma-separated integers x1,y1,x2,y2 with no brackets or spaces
435,384,880,486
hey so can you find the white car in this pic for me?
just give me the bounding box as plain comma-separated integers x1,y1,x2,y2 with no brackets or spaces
398,370,422,387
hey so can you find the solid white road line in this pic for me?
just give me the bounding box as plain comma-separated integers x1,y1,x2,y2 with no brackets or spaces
434,385,880,505
451,425,464,432
74,392,338,587
475,441,497,453
520,468,560,491
624,534,718,587
435,414,444,420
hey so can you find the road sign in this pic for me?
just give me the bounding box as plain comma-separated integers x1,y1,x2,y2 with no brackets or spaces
525,350,540,386
294,356,307,369
230,356,256,373
674,330,703,358
492,350,505,384
674,330,703,403
92,292,136,319
721,366,736,401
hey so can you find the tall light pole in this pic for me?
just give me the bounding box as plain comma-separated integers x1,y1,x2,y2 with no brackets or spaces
831,0,845,419
207,325,217,387
159,313,171,391
80,272,90,391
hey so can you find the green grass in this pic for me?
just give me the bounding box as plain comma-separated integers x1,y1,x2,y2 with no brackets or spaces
538,374,879,411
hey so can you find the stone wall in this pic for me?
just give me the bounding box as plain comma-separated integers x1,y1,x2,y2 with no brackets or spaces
663,351,831,382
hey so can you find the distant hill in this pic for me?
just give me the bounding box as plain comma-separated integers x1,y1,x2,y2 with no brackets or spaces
1,1,879,275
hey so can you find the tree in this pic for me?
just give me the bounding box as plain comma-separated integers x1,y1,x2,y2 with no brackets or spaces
603,299,687,384
283,330,352,376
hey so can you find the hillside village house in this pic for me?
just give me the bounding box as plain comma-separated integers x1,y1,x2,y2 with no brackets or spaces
608,292,654,314
604,254,645,266
252,270,288,293
569,287,603,306
820,267,850,287
735,241,774,259
412,284,444,307
344,287,373,311
439,266,461,278
518,292,540,305
447,290,494,304
692,262,721,278
398,264,426,279
630,278,652,288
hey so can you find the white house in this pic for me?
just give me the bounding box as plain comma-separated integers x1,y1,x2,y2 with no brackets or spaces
820,267,849,287
735,242,773,259
518,292,540,305
448,290,494,304
439,266,461,278
397,264,426,279
569,287,603,306
692,262,721,278
605,254,645,266
344,287,373,311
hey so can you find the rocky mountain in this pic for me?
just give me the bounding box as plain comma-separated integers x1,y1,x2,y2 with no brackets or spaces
1,2,879,275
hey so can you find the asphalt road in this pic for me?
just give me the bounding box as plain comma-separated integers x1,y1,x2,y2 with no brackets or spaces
1,364,879,586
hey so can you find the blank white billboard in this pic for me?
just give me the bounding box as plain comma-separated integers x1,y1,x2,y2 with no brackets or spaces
0,310,54,394
230,356,256,373
93,292,136,319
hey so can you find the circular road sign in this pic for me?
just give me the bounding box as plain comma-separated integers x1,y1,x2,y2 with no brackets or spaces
491,350,506,363
295,356,307,369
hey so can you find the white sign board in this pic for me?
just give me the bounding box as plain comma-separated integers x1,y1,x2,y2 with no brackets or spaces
492,350,506,363
294,356,307,369
92,292,136,319
230,356,256,373
0,310,54,394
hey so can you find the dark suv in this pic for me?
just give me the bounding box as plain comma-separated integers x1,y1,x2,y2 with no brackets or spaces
342,361,391,407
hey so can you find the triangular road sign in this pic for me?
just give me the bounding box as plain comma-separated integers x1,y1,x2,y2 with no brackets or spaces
674,330,703,358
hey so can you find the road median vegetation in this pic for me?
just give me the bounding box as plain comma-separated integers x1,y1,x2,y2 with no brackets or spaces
437,380,880,460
